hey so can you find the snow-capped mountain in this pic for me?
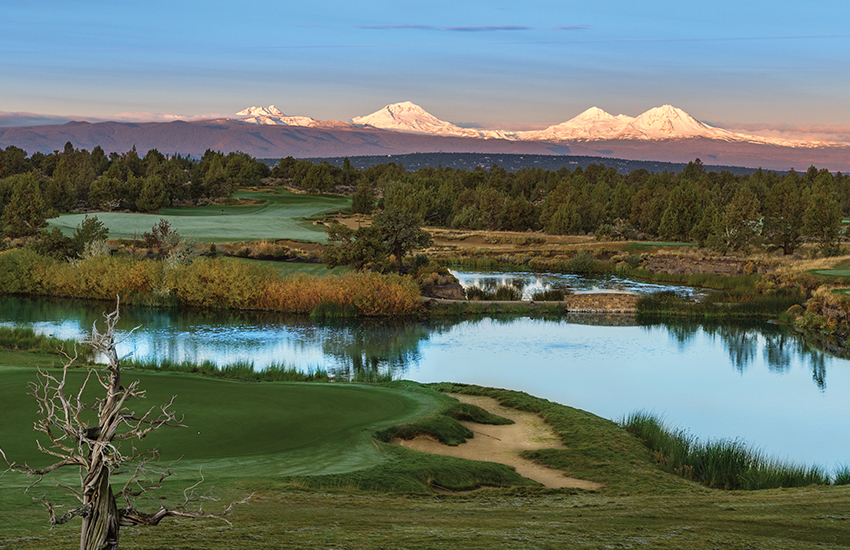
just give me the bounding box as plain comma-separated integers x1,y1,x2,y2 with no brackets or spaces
236,105,317,127
235,102,830,148
516,104,825,146
351,101,515,139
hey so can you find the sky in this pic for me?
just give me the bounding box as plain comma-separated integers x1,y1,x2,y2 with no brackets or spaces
2,1,850,138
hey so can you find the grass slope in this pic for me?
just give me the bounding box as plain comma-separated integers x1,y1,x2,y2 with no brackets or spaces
49,189,349,243
0,367,437,476
3,366,850,548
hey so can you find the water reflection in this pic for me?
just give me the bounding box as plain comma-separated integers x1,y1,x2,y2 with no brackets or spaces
2,294,849,465
0,295,836,391
644,319,829,389
450,268,705,299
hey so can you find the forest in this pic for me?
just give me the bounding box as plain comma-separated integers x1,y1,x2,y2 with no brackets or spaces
275,155,850,257
1,143,848,258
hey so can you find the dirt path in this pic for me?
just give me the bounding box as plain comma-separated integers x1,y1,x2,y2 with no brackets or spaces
392,394,602,490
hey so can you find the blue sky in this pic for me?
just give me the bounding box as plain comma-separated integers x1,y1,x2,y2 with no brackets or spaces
2,1,849,133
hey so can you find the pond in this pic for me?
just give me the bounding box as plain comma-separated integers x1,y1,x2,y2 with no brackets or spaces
1,294,848,469
448,268,705,299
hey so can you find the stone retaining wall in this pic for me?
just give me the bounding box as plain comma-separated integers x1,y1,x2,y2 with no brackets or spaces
560,293,639,313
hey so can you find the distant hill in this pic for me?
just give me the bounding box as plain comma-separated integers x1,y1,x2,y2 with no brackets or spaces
1,118,848,172
289,152,763,176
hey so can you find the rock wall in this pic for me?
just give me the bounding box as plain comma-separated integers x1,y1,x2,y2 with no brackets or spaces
560,293,639,313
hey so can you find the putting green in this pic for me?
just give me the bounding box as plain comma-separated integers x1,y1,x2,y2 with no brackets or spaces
0,367,441,480
49,189,349,243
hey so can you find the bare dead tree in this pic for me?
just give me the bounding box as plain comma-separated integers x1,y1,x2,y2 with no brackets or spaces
0,298,251,550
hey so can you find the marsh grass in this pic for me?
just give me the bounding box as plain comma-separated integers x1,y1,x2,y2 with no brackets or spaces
626,269,761,293
492,285,522,301
0,326,90,356
531,289,566,301
121,357,330,382
636,290,802,319
834,464,850,485
622,411,831,490
464,285,492,300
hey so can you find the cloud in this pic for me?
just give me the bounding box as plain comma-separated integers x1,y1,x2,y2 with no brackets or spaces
445,26,531,32
109,112,231,123
0,111,103,127
357,24,533,32
555,25,591,31
0,111,232,127
725,123,850,145
357,24,437,30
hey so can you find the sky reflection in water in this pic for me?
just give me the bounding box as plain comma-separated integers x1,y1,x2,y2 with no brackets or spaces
1,295,847,468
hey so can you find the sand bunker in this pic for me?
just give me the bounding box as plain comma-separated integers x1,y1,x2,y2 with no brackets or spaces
392,394,602,490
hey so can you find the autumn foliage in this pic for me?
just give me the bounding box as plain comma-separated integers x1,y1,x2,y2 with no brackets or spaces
0,249,422,316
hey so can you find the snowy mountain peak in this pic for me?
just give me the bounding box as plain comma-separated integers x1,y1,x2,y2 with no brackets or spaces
573,106,617,121
235,105,316,127
351,102,503,138
353,102,450,129
234,101,830,148
237,105,285,117
632,105,712,138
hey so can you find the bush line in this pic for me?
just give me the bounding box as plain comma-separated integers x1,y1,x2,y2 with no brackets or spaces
0,249,422,316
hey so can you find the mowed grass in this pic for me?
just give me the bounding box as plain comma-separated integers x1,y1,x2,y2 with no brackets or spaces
2,370,850,548
0,367,441,479
49,189,349,243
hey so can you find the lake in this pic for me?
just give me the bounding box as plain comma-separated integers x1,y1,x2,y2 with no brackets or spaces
1,294,848,469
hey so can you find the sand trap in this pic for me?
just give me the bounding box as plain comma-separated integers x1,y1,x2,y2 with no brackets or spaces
392,394,602,490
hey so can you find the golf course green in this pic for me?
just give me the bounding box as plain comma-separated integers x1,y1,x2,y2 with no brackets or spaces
49,189,349,243
0,366,442,479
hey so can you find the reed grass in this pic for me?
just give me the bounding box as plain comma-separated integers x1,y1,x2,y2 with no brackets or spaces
121,357,330,382
834,464,850,485
636,290,803,320
531,289,566,301
464,285,493,300
621,411,832,490
0,326,90,356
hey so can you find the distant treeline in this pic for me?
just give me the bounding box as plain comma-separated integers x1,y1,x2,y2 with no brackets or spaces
291,152,761,176
0,142,271,236
274,156,850,256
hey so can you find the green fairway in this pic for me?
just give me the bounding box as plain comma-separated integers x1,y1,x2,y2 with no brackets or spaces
0,367,439,480
813,269,850,278
3,365,850,548
48,189,349,243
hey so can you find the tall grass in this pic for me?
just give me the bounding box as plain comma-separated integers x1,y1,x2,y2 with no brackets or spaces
834,464,850,485
121,357,330,382
621,411,831,490
531,289,566,301
0,249,422,316
636,290,803,320
464,285,522,301
0,326,91,356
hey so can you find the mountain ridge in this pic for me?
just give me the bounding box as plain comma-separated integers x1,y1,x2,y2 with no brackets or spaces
238,101,834,149
2,117,849,172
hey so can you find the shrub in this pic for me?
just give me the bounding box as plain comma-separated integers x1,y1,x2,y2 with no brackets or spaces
566,249,596,273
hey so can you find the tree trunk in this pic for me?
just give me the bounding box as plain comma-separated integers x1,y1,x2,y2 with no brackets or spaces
79,466,120,550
